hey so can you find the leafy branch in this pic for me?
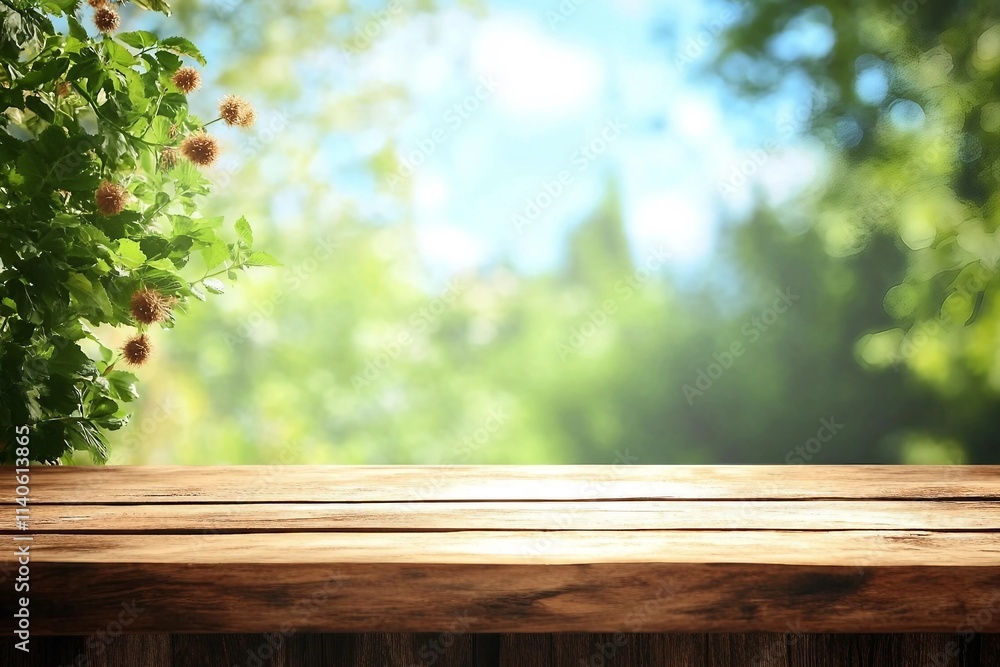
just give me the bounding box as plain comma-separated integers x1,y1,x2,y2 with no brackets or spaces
0,0,276,463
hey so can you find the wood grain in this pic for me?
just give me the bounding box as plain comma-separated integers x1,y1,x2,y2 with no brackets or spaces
11,562,1000,634
10,465,1000,503
5,465,999,639
3,633,996,666
19,499,1000,532
14,529,1000,566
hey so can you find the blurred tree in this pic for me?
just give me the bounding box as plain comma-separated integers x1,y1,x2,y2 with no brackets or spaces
93,0,1000,465
702,0,1000,461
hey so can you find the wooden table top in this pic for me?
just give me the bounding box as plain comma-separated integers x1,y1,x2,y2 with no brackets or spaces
3,465,999,635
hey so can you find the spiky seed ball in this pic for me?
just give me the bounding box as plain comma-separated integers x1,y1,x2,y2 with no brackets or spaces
161,147,179,169
130,289,174,325
93,7,120,33
180,132,220,167
172,67,201,94
95,181,128,216
218,95,255,128
87,0,107,7
238,104,256,128
122,334,152,366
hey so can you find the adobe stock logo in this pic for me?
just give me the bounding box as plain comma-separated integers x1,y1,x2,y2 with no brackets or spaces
784,418,844,464
512,118,627,236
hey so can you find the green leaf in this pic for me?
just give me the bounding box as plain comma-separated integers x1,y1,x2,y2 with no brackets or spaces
19,57,70,89
33,422,70,464
965,290,987,326
49,340,92,376
24,95,54,123
199,216,226,229
118,31,159,49
67,421,109,464
135,268,187,294
145,116,173,144
201,240,229,270
107,370,140,402
67,15,89,42
96,341,114,363
88,397,119,419
202,278,225,294
160,36,205,65
188,285,206,301
132,0,172,15
8,320,35,344
116,239,147,269
124,69,148,112
67,57,103,88
245,251,282,267
234,216,253,246
66,271,114,316
42,374,82,414
99,417,128,432
103,39,136,69
42,0,76,15
155,50,182,73
145,258,178,271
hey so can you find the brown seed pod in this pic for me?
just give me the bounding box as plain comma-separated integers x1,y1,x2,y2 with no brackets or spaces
129,289,174,325
95,181,128,216
171,67,202,94
122,334,152,366
219,95,255,128
180,132,220,167
93,7,120,33
160,147,179,169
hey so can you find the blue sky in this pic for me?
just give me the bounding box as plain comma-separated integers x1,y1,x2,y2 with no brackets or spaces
341,0,828,276
146,0,830,278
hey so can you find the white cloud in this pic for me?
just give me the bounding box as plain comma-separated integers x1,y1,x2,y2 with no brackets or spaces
758,144,826,206
415,225,489,272
413,171,450,209
669,92,720,141
471,16,605,120
629,192,716,264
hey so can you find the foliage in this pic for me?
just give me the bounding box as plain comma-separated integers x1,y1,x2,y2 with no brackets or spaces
0,0,275,463
710,0,1000,403
93,0,1000,467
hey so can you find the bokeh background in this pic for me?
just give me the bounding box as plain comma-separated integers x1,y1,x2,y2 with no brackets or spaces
97,0,1000,464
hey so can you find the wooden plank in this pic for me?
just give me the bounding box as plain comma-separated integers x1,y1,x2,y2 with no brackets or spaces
474,633,501,667
284,633,422,667
706,633,789,666
551,634,596,666
14,635,85,666
171,634,287,667
661,634,709,666
786,634,975,666
90,634,172,667
498,634,553,667
0,634,994,666
20,500,1000,533
19,530,1000,566
548,633,686,667
982,634,1000,667
12,562,1000,634
12,466,1000,503
8,465,999,640
412,632,477,667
